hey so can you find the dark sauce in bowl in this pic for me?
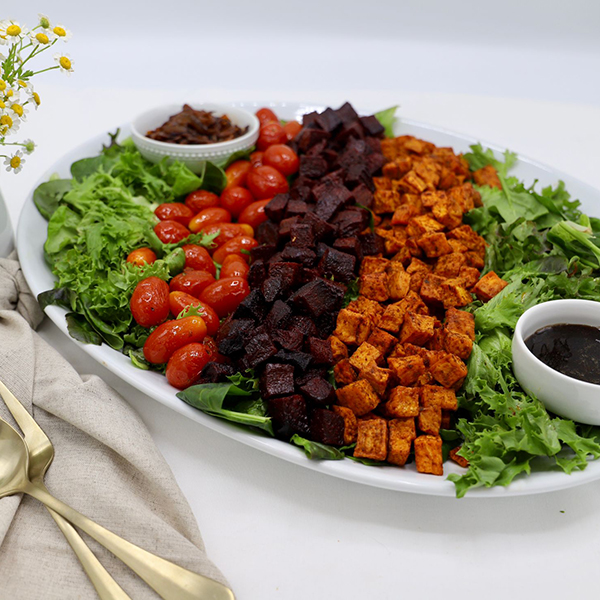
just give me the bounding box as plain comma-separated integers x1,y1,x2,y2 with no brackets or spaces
525,323,600,385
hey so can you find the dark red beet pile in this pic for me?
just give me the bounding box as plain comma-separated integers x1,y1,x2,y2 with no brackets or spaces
199,102,388,443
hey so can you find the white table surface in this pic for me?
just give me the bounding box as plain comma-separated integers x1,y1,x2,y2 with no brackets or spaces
3,2,600,598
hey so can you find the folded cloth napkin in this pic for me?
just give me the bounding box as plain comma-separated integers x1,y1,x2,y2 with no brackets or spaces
0,254,229,598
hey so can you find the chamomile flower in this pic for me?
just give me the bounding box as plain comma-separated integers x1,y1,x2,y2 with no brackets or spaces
0,112,20,136
38,14,52,30
54,52,74,75
52,24,72,42
22,139,35,154
0,21,28,43
4,150,24,174
0,79,7,93
30,90,41,109
8,100,28,121
31,30,52,46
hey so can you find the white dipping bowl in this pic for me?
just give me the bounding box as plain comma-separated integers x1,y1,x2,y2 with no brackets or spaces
130,103,259,173
512,299,600,425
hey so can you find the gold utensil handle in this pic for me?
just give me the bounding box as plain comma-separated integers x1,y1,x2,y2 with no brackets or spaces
25,481,234,600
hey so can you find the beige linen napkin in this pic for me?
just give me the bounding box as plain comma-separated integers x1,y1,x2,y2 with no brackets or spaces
0,254,229,598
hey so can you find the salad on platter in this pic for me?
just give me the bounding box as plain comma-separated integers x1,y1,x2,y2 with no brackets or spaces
33,102,600,497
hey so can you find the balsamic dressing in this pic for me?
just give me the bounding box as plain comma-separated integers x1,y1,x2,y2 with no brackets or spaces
525,324,600,385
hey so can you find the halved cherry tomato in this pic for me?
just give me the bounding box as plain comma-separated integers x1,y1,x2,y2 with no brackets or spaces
225,160,251,189
219,186,254,219
169,270,216,297
126,248,157,267
263,144,300,177
212,235,258,265
200,222,247,247
256,107,279,126
182,244,216,276
154,220,191,244
130,277,170,328
199,277,250,318
185,189,220,213
246,166,289,200
249,151,264,168
154,203,194,227
166,343,212,389
188,207,231,233
143,316,207,364
220,258,250,279
238,199,270,229
256,122,287,151
283,120,302,141
168,291,219,336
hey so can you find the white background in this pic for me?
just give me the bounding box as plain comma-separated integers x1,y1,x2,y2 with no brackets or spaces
3,1,600,599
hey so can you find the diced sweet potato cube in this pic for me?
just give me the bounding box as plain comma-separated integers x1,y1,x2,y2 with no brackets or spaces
464,251,485,269
372,190,400,214
440,279,473,309
432,197,463,230
329,336,349,361
397,170,428,195
346,296,384,325
335,379,380,416
333,309,372,345
387,269,410,300
420,274,446,305
407,215,445,238
349,342,382,372
430,353,468,389
447,224,486,252
473,271,508,302
333,359,357,386
418,405,442,435
458,266,481,289
406,257,432,276
421,190,446,208
417,232,452,258
391,204,420,225
449,446,469,468
420,385,458,411
360,362,393,397
387,418,416,466
473,164,502,189
399,312,436,346
443,330,473,360
434,253,467,278
354,419,388,461
332,405,358,445
360,272,390,302
378,300,409,333
444,307,475,341
414,435,444,475
448,239,468,254
367,328,397,356
359,256,391,276
388,343,406,359
405,291,429,315
388,355,426,386
385,386,419,417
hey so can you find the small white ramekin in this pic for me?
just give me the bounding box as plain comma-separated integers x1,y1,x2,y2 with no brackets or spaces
130,103,260,172
512,299,600,425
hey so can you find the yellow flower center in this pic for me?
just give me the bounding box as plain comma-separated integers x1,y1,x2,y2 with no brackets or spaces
53,26,66,37
33,92,41,105
6,25,21,37
5,89,13,98
10,155,21,169
11,104,23,117
59,56,72,70
0,80,6,91
0,115,13,128
17,79,26,88
35,32,49,44
0,100,5,109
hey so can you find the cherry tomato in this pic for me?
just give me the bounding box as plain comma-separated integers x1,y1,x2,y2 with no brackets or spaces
212,235,258,265
126,248,157,267
188,207,231,233
168,291,219,337
256,122,287,151
199,277,250,318
130,277,170,328
238,224,254,237
200,222,248,247
166,343,212,389
154,220,191,244
256,107,279,126
154,203,194,227
182,244,216,276
219,186,254,219
238,199,270,229
220,258,250,279
203,336,226,363
185,189,220,213
283,120,302,141
169,270,216,297
246,166,289,200
143,316,207,364
263,144,300,177
249,151,264,168
225,160,251,189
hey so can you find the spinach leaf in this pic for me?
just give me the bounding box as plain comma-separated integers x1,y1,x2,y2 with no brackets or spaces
33,179,72,220
374,106,398,138
290,435,345,460
65,312,103,345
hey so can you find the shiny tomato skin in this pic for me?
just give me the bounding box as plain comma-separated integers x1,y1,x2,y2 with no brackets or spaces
220,258,250,279
256,122,287,151
201,222,247,247
130,277,170,328
238,224,254,237
169,270,216,298
188,207,231,233
225,160,251,189
263,144,300,177
256,107,279,126
199,277,250,318
219,186,254,219
154,202,194,227
238,199,270,229
168,291,220,337
154,220,191,244
249,151,264,168
283,120,302,141
165,343,211,389
185,190,220,213
212,235,258,265
182,244,216,276
246,166,289,200
143,316,207,364
126,247,157,267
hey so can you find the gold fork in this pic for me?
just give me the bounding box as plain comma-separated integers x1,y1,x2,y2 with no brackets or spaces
0,379,131,599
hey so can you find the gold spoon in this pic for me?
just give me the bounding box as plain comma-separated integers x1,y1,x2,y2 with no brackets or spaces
0,416,234,600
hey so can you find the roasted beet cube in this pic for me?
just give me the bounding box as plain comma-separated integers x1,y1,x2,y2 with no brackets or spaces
293,175,318,190
255,219,280,245
199,361,237,384
233,288,268,322
264,194,289,222
333,209,369,238
250,243,278,263
315,242,331,260
273,349,313,372
365,152,387,175
366,136,382,153
260,363,295,400
318,247,356,283
296,128,330,153
333,237,363,261
280,245,317,266
295,367,328,386
291,315,319,338
351,183,374,208
272,326,305,351
359,231,385,256
310,409,345,445
291,278,345,318
285,200,309,219
267,251,284,264
312,182,353,221
247,259,267,288
262,276,284,303
334,102,360,125
278,216,301,239
306,336,335,366
301,111,319,127
298,267,322,284
301,212,335,241
321,148,339,166
306,140,327,157
336,121,364,144
216,318,255,356
315,107,342,133
314,311,338,337
290,185,312,202
289,223,315,248
299,377,335,406
265,300,292,331
359,115,385,137
299,155,328,179
268,395,311,440
345,162,371,190
244,332,278,368
269,261,301,288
